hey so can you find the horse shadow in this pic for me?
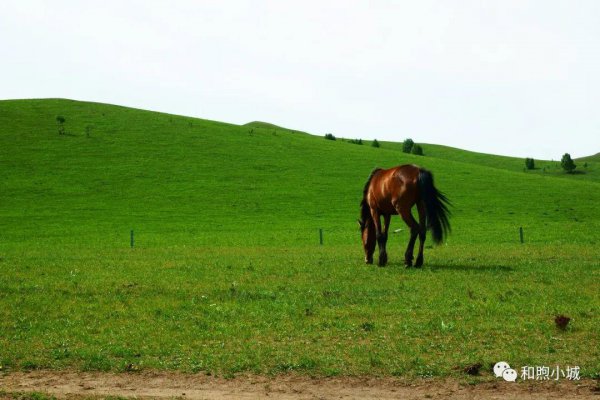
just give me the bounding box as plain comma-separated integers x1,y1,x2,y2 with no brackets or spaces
383,262,513,272
428,263,513,272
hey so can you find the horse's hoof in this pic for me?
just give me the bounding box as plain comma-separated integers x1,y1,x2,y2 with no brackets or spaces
365,258,373,265
414,259,423,268
378,253,387,267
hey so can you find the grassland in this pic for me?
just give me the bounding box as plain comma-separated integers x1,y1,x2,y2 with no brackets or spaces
0,99,598,378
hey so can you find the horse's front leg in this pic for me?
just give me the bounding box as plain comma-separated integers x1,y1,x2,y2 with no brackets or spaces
378,214,391,266
369,210,385,267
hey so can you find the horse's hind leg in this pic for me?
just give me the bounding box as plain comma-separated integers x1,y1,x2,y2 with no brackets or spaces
398,205,419,267
414,201,427,267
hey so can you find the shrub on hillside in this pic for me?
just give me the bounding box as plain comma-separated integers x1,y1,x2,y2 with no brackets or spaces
561,153,576,173
525,158,535,170
402,138,414,153
324,133,336,141
349,138,363,145
372,139,380,148
411,144,424,156
56,116,66,135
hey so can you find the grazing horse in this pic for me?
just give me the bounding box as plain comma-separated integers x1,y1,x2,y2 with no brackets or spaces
358,164,450,267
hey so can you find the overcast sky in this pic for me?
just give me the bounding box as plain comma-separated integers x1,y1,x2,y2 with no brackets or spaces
2,1,599,159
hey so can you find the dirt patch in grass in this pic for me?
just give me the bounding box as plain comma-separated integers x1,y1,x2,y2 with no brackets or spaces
1,371,598,399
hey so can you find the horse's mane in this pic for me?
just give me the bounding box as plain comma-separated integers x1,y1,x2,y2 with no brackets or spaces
360,168,382,223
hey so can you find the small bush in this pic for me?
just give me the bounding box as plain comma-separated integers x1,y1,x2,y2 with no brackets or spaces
525,158,535,170
402,138,414,153
324,133,336,141
349,138,363,145
56,116,66,135
411,144,424,156
561,153,576,173
372,139,380,148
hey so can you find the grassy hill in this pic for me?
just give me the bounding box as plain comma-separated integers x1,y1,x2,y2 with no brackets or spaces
378,141,600,183
0,99,598,377
578,152,600,162
1,98,598,248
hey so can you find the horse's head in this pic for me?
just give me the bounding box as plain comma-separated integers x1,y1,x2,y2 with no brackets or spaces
357,218,376,264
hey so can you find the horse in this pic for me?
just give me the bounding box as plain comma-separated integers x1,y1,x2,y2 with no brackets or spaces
358,164,451,267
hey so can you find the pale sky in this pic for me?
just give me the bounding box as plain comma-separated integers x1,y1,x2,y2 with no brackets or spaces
2,1,599,159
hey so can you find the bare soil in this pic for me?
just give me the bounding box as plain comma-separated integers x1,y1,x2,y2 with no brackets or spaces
1,371,598,399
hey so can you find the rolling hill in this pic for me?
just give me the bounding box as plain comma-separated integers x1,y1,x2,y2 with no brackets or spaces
1,98,599,248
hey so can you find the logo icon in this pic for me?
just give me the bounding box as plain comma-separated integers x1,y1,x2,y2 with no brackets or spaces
502,368,518,382
494,361,517,382
493,361,510,378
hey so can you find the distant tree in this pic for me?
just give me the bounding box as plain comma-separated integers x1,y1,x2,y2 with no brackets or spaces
525,158,535,170
411,144,424,156
561,153,576,173
56,116,66,135
583,162,588,169
402,138,414,153
324,133,336,141
349,138,363,145
372,139,380,148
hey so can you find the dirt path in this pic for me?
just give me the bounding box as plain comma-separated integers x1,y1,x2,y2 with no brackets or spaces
1,371,598,399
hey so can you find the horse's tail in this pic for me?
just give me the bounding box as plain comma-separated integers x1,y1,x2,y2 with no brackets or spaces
418,168,451,244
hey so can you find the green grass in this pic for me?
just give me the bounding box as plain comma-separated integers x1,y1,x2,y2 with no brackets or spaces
0,392,57,400
0,98,598,378
1,244,598,377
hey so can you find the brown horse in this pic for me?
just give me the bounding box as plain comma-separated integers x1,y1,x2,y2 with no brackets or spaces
359,164,450,267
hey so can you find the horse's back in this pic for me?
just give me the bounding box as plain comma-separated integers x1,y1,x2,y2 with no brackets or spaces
367,164,421,213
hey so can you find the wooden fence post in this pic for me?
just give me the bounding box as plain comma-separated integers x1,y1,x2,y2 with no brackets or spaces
519,227,524,244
